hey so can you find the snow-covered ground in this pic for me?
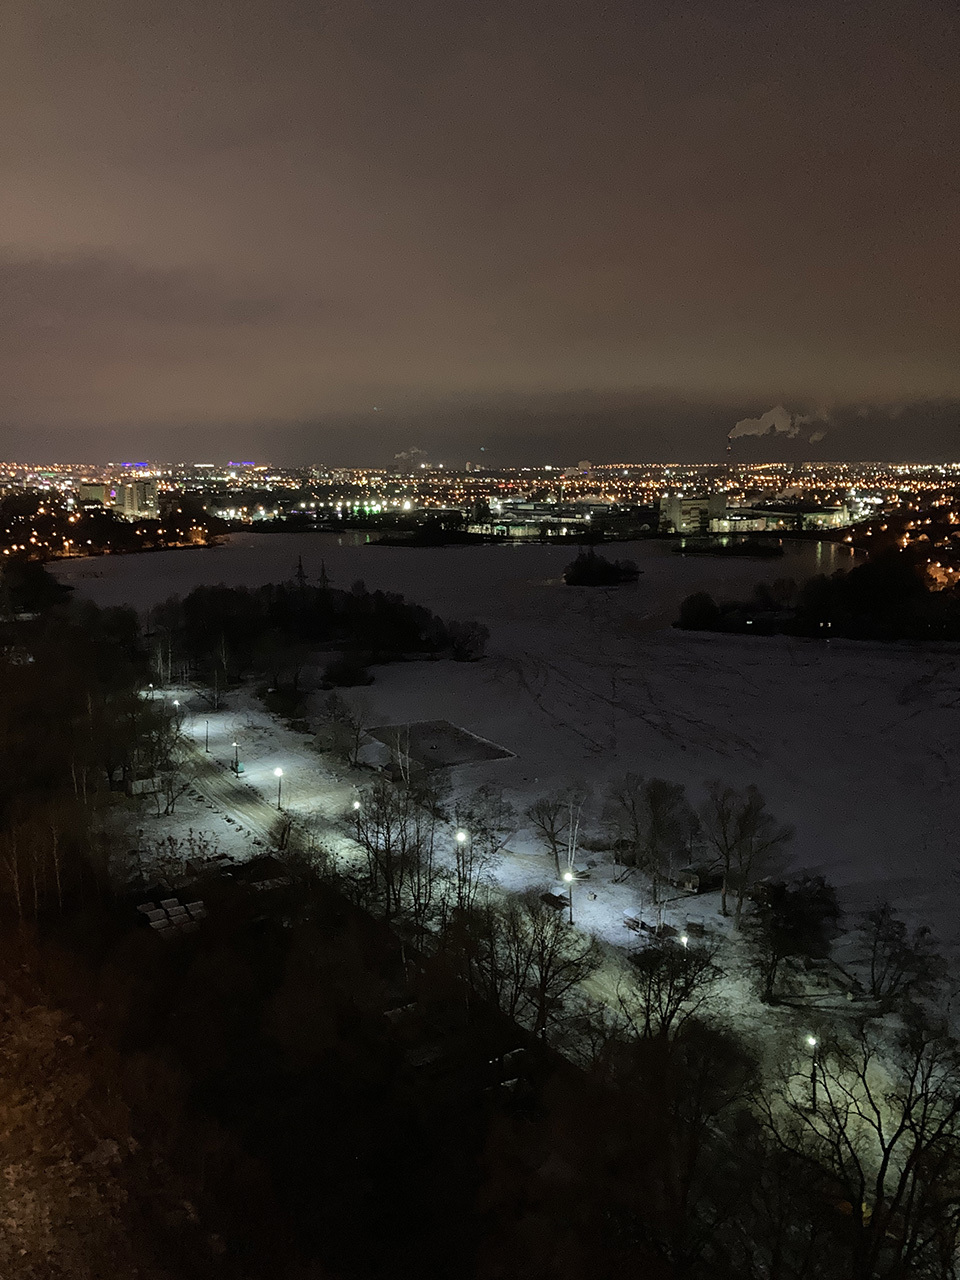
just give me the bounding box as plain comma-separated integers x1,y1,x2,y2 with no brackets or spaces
56,533,960,959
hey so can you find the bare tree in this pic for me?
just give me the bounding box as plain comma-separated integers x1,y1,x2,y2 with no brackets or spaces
0,808,89,922
0,822,26,921
193,657,227,710
271,818,343,901
560,788,588,879
715,1133,842,1280
758,1021,960,1280
855,901,946,1007
157,742,196,817
405,809,442,941
318,692,369,767
607,774,695,907
606,771,647,877
527,793,568,878
352,776,440,924
616,941,722,1039
114,690,185,796
47,814,65,913
744,873,841,1003
463,890,602,1038
452,785,515,912
524,897,601,1039
588,1018,760,1272
700,781,792,924
387,725,413,785
527,785,589,878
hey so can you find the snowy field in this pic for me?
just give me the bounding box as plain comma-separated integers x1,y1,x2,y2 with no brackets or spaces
55,533,960,956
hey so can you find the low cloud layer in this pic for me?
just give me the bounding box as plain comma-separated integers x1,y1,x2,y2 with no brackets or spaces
3,394,959,465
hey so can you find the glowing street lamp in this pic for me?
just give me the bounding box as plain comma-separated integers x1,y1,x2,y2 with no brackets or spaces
806,1035,820,1112
455,829,468,844
562,869,575,924
680,934,689,948
232,741,239,773
274,767,284,810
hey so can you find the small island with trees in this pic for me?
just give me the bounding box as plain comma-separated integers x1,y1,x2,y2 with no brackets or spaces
563,547,640,586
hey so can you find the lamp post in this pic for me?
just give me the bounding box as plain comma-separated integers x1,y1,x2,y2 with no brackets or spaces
352,798,361,838
806,1035,819,1112
455,830,470,908
274,767,283,810
205,720,210,752
563,870,575,924
232,741,239,773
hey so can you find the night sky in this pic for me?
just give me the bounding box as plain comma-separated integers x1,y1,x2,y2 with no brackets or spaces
2,0,959,463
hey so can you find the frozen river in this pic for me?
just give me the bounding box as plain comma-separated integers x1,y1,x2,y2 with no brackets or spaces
53,533,960,953
52,529,852,625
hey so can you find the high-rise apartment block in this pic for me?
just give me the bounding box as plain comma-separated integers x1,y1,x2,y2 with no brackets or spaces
114,479,159,519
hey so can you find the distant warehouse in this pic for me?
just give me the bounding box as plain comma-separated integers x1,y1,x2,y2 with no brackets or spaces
709,503,850,533
659,494,848,534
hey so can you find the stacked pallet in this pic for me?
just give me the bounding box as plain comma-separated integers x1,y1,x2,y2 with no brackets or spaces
137,897,208,937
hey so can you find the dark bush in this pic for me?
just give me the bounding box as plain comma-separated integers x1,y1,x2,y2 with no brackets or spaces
677,591,721,630
323,652,374,687
260,683,308,717
446,618,489,660
563,549,640,586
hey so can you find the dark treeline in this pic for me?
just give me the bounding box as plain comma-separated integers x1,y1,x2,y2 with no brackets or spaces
149,564,488,699
673,537,785,558
0,564,189,920
677,548,960,640
0,560,503,1278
